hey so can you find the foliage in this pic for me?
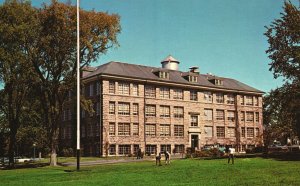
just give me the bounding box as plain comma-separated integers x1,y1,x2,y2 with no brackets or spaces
1,158,300,185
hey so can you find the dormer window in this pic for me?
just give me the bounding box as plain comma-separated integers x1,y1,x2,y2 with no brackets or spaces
188,75,198,82
215,79,223,86
159,71,169,79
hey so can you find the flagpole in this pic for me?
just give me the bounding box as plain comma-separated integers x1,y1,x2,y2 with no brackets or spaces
76,0,80,171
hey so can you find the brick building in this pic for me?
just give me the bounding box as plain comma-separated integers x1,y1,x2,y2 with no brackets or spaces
60,55,264,156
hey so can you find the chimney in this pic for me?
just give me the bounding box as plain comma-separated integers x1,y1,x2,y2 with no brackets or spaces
189,66,199,74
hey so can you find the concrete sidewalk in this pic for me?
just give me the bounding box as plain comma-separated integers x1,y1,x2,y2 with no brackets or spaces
61,154,185,167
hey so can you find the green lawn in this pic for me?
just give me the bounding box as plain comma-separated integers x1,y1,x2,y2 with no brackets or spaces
1,158,300,186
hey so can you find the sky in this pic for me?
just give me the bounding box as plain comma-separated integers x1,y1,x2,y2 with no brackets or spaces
1,0,296,93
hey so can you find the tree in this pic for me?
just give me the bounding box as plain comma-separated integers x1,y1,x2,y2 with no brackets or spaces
264,1,300,140
27,1,120,166
0,0,38,167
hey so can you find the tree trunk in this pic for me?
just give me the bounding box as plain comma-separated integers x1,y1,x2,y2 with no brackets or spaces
50,148,57,166
8,128,16,167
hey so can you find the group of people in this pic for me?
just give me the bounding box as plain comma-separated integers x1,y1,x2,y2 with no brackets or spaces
156,151,170,166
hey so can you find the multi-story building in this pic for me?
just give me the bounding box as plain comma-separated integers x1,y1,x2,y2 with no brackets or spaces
60,55,264,156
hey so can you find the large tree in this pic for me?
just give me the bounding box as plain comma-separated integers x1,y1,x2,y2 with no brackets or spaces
264,1,300,140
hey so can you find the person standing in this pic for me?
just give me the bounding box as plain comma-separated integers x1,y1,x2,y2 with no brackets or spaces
228,147,235,164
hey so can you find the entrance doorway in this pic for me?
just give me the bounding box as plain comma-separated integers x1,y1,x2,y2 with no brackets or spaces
191,135,199,152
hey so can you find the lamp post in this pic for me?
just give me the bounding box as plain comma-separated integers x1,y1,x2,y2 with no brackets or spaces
33,143,36,160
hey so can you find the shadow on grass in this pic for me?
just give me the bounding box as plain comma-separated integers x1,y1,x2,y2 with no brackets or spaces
262,152,300,161
1,162,49,170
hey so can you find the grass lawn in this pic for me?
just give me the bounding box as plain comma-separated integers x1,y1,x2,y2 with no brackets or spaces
1,157,300,186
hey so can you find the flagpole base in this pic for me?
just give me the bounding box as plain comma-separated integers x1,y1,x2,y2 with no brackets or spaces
76,149,80,171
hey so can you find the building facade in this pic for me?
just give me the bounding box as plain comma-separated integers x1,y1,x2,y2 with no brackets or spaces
60,55,264,156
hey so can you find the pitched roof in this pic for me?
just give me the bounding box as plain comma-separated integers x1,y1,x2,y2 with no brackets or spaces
83,61,264,94
161,55,179,63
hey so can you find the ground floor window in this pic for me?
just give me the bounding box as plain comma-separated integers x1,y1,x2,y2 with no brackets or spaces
146,145,156,155
160,144,171,153
247,128,254,138
118,145,131,155
109,144,116,155
216,126,225,138
133,144,139,155
174,145,185,153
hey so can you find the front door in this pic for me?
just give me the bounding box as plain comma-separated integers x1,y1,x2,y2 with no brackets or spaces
191,135,199,151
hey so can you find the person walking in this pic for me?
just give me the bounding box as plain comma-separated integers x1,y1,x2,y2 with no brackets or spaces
165,151,170,165
156,152,162,166
228,147,235,164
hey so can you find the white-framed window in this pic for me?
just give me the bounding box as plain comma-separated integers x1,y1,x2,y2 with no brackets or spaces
254,96,259,106
216,93,224,103
204,109,213,121
132,84,138,96
145,85,156,98
133,103,139,116
204,126,213,137
145,124,156,136
109,122,115,136
160,87,170,99
216,126,225,138
240,111,245,121
160,124,171,136
227,94,235,104
241,127,245,137
190,115,198,127
109,81,115,94
118,102,130,116
246,96,253,106
227,127,236,137
189,76,198,82
118,82,130,95
240,95,244,105
255,112,259,123
246,112,254,122
216,110,224,120
118,123,130,136
109,144,116,155
174,145,185,153
133,123,139,136
174,125,184,137
247,128,254,138
118,145,131,155
159,71,169,79
160,105,170,118
109,102,115,114
160,144,171,153
146,145,156,155
190,90,198,101
204,92,212,103
145,105,156,117
173,89,183,100
174,106,184,118
227,111,235,122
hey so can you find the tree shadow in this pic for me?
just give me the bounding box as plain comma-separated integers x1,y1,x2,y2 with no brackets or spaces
1,162,49,170
262,152,300,161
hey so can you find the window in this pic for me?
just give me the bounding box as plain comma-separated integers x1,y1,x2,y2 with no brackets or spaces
254,96,259,106
255,112,259,123
227,111,235,122
174,145,185,153
159,71,169,79
190,90,198,101
118,123,130,136
81,125,86,137
109,123,115,136
109,144,116,155
133,144,139,155
228,127,236,137
160,124,170,136
133,103,139,116
204,109,213,121
66,126,71,139
145,105,156,117
160,106,170,118
160,144,171,153
87,125,93,137
240,111,245,121
145,124,156,136
160,87,170,99
109,81,115,94
204,126,213,137
255,128,259,137
188,76,198,82
118,82,130,95
68,109,72,120
133,123,139,136
240,95,244,105
246,96,253,106
89,84,94,97
241,127,245,137
173,89,183,100
174,125,184,137
118,102,130,116
216,93,224,103
132,84,138,96
96,82,100,95
215,79,223,86
118,145,131,155
146,145,156,155
204,92,212,102
174,106,184,118
190,115,198,127
246,112,254,122
227,94,235,104
216,127,225,138
247,128,254,138
216,110,224,120
109,102,115,114
145,86,156,98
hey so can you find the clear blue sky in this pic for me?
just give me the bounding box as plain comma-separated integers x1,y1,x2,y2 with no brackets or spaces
1,0,297,93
